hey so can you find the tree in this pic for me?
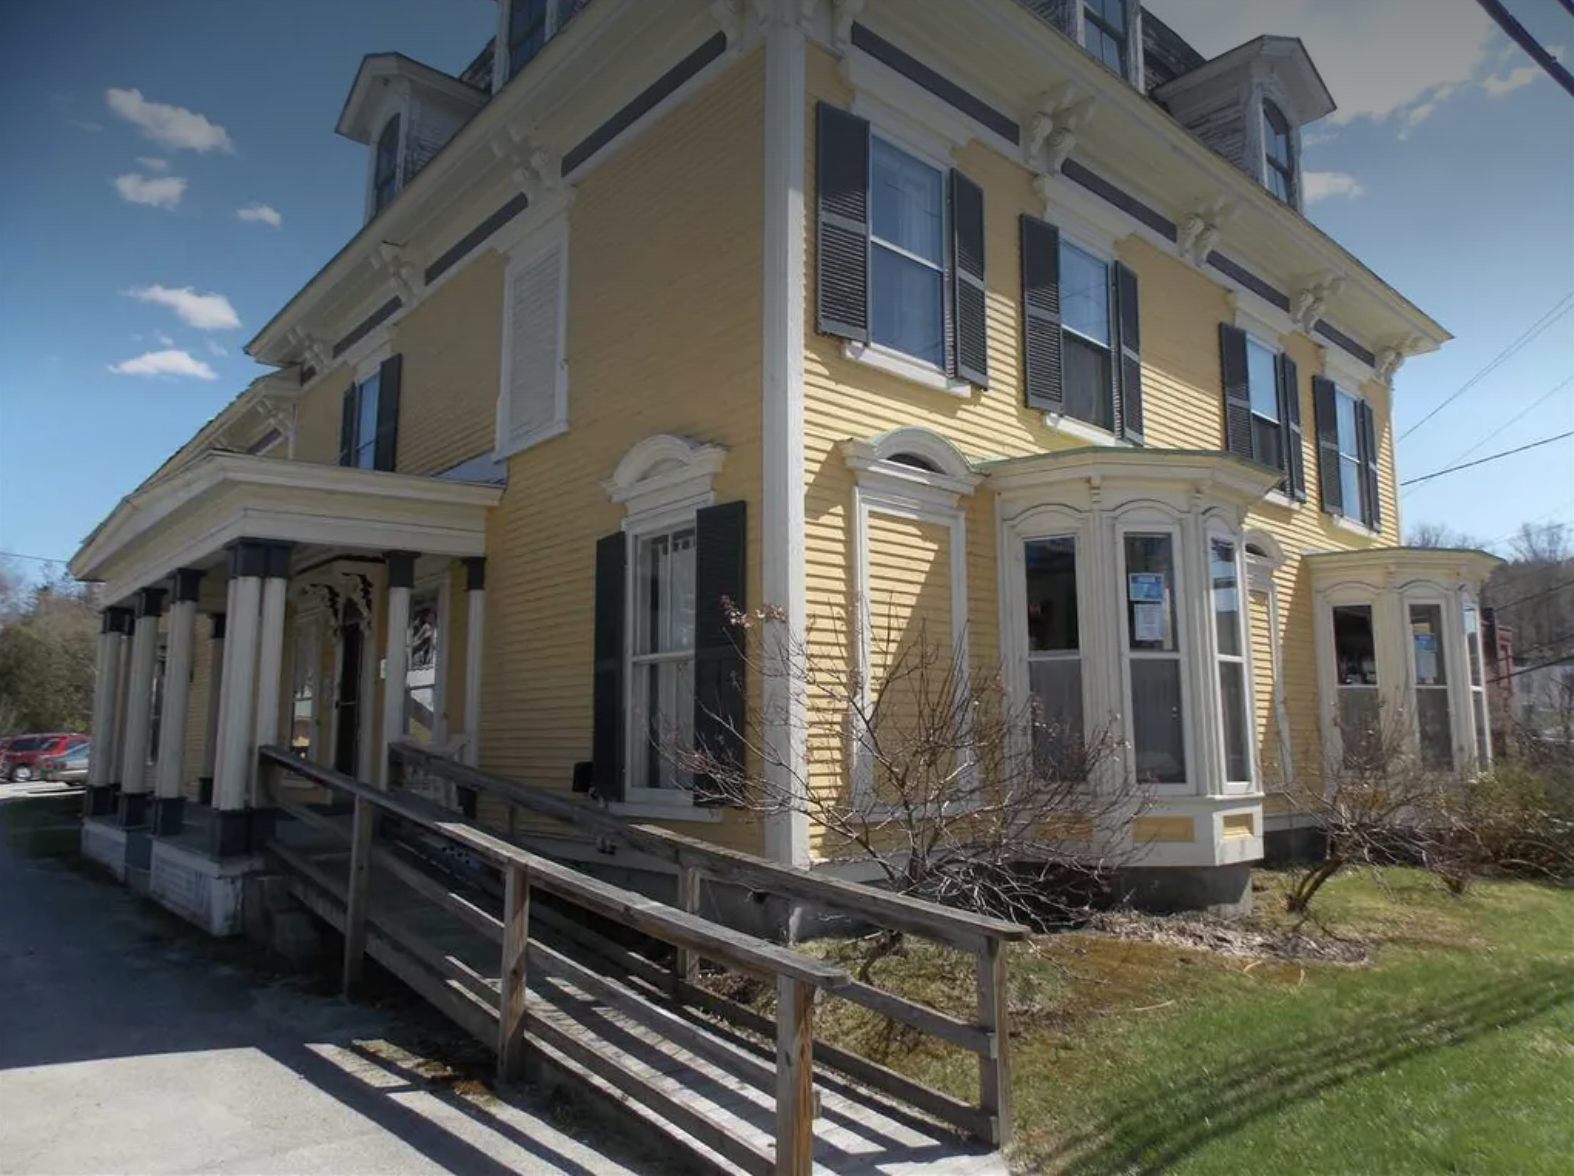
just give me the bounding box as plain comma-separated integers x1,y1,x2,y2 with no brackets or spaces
0,572,100,735
1406,522,1482,549
1484,521,1574,677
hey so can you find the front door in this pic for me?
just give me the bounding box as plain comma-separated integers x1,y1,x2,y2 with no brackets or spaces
334,616,364,777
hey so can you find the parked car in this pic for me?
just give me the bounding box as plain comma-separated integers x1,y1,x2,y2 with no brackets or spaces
1,733,89,782
40,740,91,784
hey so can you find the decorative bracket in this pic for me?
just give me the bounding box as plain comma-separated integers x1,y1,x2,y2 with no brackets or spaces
490,126,561,203
1290,272,1346,334
1177,196,1236,268
372,242,423,306
288,327,332,375
1025,85,1097,179
1375,335,1424,386
831,0,865,52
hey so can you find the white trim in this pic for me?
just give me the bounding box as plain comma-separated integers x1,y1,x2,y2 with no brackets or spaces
841,43,1007,158
1226,289,1295,347
621,516,699,808
495,213,571,462
1332,512,1378,539
840,340,973,398
1321,344,1379,395
606,434,727,524
1043,412,1129,448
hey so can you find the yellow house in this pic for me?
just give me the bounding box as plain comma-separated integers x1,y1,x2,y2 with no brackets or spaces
70,0,1500,928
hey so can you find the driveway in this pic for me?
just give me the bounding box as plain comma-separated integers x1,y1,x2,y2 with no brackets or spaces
0,795,647,1176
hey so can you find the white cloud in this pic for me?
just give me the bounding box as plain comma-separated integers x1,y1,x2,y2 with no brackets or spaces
205,340,228,358
1303,171,1366,202
1143,0,1522,135
105,87,233,153
236,202,281,226
114,173,187,209
154,331,176,347
127,285,241,331
108,349,217,380
1481,62,1541,97
136,156,169,171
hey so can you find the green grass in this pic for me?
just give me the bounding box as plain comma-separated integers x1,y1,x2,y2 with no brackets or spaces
805,870,1574,1174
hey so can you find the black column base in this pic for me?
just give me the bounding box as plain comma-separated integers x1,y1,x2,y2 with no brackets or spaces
210,808,251,858
151,796,186,836
83,784,120,819
197,776,214,805
117,791,150,828
247,806,278,853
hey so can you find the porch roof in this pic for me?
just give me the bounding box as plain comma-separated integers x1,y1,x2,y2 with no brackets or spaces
70,453,502,605
979,446,1285,505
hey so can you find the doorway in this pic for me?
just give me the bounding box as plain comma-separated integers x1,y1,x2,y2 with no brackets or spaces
334,614,364,777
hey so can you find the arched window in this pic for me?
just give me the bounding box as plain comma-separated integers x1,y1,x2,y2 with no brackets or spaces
373,116,401,214
1262,100,1295,204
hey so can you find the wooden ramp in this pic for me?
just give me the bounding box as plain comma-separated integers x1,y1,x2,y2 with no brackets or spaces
258,748,1020,1176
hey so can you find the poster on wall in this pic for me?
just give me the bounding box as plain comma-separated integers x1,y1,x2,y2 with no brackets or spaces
1414,631,1439,684
1128,573,1165,603
1133,602,1166,644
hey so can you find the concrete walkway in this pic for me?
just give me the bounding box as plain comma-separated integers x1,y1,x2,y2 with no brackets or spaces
0,795,649,1176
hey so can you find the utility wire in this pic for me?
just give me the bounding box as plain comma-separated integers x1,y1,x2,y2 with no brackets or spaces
0,551,71,566
1481,501,1574,552
1491,653,1574,685
1398,290,1574,442
1400,431,1574,487
1472,0,1574,98
1489,576,1574,615
1441,375,1573,469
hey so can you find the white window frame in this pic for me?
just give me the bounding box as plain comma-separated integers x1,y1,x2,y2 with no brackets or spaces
495,215,570,460
494,0,575,91
1402,588,1459,773
624,520,699,805
1073,0,1144,88
290,610,324,763
1207,530,1256,790
865,132,950,376
402,573,449,749
1021,531,1089,774
1116,521,1195,793
1056,231,1119,438
1333,384,1368,528
363,99,409,224
1260,97,1298,207
1463,597,1492,770
1318,588,1386,771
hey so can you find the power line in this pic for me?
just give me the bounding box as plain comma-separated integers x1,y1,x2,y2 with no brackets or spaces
1492,653,1574,685
0,551,71,566
1472,0,1574,98
1398,290,1574,442
1399,431,1574,487
1489,576,1574,615
1481,502,1574,552
1440,375,1573,470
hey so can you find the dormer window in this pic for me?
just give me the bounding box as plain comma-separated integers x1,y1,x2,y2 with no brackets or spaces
1083,0,1129,76
1263,100,1295,204
373,116,401,215
508,0,550,81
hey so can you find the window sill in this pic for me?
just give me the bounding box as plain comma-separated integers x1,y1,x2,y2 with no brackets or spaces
1262,490,1301,510
842,340,972,399
609,799,721,824
1042,412,1129,448
494,417,568,463
1332,513,1378,538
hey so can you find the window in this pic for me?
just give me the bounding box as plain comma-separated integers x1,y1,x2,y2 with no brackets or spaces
1246,337,1282,473
1410,603,1452,770
1083,0,1128,75
1025,538,1084,773
1464,602,1490,766
1211,539,1251,784
405,594,439,745
630,527,697,793
1060,240,1115,432
508,0,550,79
1124,534,1186,785
350,372,380,470
373,116,400,214
870,138,946,369
1336,389,1365,524
1333,604,1380,766
1263,101,1296,204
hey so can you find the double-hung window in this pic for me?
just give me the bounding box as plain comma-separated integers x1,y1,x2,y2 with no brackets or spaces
1211,539,1252,784
1263,100,1296,205
1083,0,1128,75
1246,336,1282,474
1060,241,1115,432
1463,602,1491,766
1333,604,1380,766
1124,533,1186,785
630,527,697,794
1336,389,1365,523
1025,538,1084,774
1219,325,1302,496
507,0,550,79
373,116,400,215
350,372,380,470
1410,603,1453,770
870,138,946,370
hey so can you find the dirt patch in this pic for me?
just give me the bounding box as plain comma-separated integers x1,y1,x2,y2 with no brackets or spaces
1087,909,1372,965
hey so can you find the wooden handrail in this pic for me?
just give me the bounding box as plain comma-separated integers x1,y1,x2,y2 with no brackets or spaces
390,742,1030,951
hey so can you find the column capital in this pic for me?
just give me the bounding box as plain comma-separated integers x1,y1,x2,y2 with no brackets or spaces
226,540,293,581
384,550,419,590
103,607,135,635
172,567,205,604
463,556,487,592
210,612,227,641
136,587,167,619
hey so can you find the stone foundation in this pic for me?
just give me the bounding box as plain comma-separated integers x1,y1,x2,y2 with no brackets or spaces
148,838,267,937
1113,863,1254,917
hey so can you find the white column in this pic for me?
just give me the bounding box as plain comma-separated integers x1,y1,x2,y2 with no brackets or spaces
85,608,131,814
152,570,202,833
107,615,134,788
380,551,417,788
212,542,267,856
250,550,291,805
200,609,227,804
118,587,166,826
463,558,486,766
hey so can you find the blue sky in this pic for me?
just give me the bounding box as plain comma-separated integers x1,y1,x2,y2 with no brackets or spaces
0,0,1570,584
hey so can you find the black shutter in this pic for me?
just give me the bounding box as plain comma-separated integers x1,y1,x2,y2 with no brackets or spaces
1020,215,1064,412
692,501,748,806
373,353,402,472
815,103,871,342
1219,324,1253,461
1113,262,1143,443
1358,399,1382,530
591,533,627,802
949,170,988,387
1277,353,1306,499
1312,375,1343,516
338,384,356,466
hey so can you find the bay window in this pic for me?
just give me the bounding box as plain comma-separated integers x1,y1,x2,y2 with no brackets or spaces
1409,603,1452,770
1211,539,1252,784
870,137,946,369
1124,533,1186,786
630,526,697,794
1464,602,1491,766
1060,240,1115,432
1333,604,1380,766
1025,538,1084,773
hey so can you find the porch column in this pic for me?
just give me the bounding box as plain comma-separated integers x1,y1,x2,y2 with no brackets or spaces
462,557,486,767
84,607,133,817
117,587,166,828
106,608,135,792
211,542,266,857
250,543,292,807
152,569,202,835
198,612,226,805
381,551,417,788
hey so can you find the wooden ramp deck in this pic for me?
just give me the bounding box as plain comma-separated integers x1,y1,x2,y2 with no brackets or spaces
257,748,1023,1176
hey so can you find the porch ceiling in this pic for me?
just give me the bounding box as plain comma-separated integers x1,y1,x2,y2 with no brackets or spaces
71,452,502,605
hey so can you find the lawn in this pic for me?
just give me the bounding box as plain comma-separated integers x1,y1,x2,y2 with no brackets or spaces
804,870,1574,1174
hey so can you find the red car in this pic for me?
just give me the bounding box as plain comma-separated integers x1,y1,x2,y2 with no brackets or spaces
1,733,89,783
